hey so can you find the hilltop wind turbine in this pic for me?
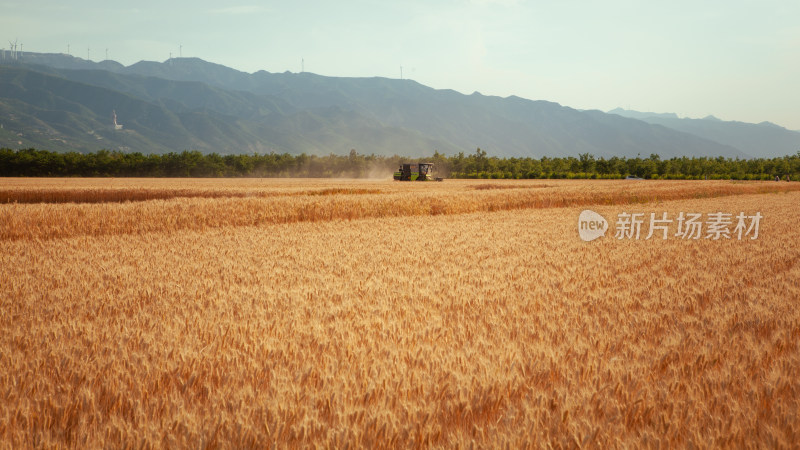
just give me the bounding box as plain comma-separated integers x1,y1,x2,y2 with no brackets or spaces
8,39,17,60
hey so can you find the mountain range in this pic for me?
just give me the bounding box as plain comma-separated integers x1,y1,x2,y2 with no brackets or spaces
1,52,798,158
607,108,800,158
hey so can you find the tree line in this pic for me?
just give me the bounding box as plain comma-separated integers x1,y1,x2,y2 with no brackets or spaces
2,148,799,180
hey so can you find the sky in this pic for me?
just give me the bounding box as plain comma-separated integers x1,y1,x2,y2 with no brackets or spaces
2,0,799,129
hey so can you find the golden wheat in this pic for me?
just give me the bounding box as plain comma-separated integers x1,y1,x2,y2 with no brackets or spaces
1,178,798,448
2,178,799,241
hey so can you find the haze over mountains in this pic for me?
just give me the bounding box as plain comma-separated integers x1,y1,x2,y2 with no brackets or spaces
607,108,800,159
1,52,797,158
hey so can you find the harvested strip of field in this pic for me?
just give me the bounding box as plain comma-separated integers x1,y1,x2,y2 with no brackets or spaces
304,188,381,196
472,183,552,190
0,187,381,204
0,187,242,204
1,180,799,240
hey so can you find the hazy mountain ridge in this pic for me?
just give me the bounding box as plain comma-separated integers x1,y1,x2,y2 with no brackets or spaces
0,52,764,158
609,108,800,158
0,62,449,156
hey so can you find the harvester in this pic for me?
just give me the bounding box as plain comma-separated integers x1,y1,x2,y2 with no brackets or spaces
393,163,443,181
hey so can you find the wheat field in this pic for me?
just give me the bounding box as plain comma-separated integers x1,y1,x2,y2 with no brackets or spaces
1,178,799,448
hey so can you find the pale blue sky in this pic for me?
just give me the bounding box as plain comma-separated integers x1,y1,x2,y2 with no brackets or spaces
2,0,799,129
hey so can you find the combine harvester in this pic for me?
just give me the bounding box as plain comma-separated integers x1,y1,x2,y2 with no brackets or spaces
393,163,443,181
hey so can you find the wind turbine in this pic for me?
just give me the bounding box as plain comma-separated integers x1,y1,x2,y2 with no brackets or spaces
8,39,17,60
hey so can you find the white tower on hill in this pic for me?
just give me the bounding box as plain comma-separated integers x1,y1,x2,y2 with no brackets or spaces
112,110,123,130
